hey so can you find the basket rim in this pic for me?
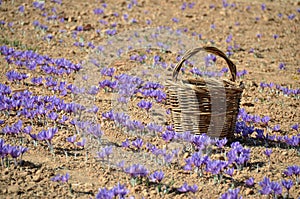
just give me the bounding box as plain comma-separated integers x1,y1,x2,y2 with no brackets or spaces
172,46,237,82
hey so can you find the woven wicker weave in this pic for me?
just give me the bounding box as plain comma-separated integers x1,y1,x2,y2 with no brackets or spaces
166,46,243,138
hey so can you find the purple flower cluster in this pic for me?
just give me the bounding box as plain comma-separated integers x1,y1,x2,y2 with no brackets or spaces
146,123,163,133
183,151,207,173
137,100,152,111
2,120,23,135
32,127,58,147
220,188,242,199
227,142,251,168
177,182,198,194
0,138,28,166
102,110,150,133
192,133,212,151
51,173,70,183
161,130,175,143
105,29,117,36
101,67,116,77
130,54,147,63
124,164,149,178
96,183,129,199
236,109,300,147
97,146,113,160
32,1,45,10
236,69,248,78
94,8,104,15
137,81,166,103
216,138,227,149
6,70,29,82
206,159,228,175
0,46,82,76
181,2,195,10
260,82,299,96
114,73,143,102
204,54,217,67
99,79,118,90
0,88,82,125
32,20,48,31
258,177,282,196
146,143,165,158
284,165,300,184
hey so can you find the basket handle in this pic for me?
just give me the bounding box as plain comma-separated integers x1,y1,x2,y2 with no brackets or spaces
172,46,237,82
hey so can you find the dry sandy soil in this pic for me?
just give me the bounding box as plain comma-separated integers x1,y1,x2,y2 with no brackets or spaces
0,0,299,198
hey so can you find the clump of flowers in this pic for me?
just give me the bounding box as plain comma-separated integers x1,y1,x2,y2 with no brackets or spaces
96,183,129,199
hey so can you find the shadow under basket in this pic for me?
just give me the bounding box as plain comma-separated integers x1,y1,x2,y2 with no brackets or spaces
166,46,244,139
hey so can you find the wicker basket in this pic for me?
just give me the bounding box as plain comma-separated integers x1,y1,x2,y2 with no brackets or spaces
166,46,244,138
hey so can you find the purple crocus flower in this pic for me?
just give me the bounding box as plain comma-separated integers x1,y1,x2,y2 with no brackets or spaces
161,130,175,143
224,168,234,177
220,188,242,199
132,138,143,151
59,115,68,123
137,100,152,111
111,183,129,198
18,5,25,13
245,177,255,187
51,173,70,183
124,164,149,178
261,116,270,124
76,138,86,147
31,77,43,85
270,181,282,195
285,165,300,177
48,111,58,120
96,188,114,199
38,127,58,141
177,182,190,193
97,146,113,160
60,173,70,183
264,149,272,158
261,3,266,11
172,17,179,23
101,67,116,77
22,125,32,134
206,160,228,175
291,124,299,131
256,33,262,39
226,34,233,43
281,179,293,191
66,135,76,143
279,63,286,70
94,8,104,15
286,135,299,146
288,14,296,20
272,125,280,132
148,170,164,183
10,146,21,158
273,34,279,39
121,139,130,148
216,138,227,149
190,152,208,169
192,134,211,150
259,177,272,195
189,184,198,193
